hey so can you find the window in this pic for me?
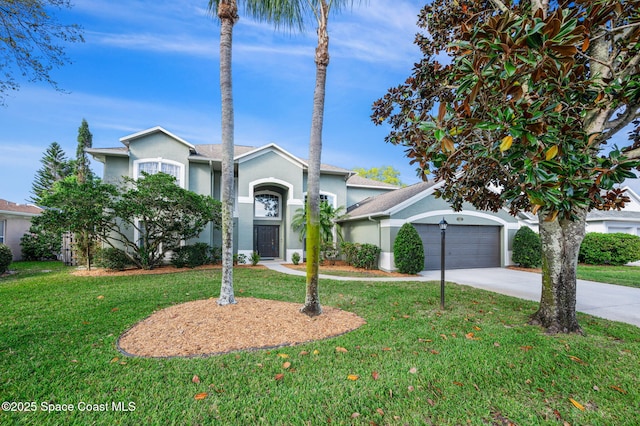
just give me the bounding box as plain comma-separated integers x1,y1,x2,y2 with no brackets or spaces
0,220,5,244
255,193,280,218
134,158,184,187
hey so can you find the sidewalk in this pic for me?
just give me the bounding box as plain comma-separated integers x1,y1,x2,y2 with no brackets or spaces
262,261,640,328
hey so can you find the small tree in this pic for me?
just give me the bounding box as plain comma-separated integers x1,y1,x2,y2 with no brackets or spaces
393,223,424,274
0,244,12,274
107,173,221,269
41,176,117,270
512,227,542,268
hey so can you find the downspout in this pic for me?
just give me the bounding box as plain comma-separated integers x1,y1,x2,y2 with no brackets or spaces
368,215,382,269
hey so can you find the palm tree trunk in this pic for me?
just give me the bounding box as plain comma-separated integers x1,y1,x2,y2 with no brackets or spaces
217,1,238,306
301,1,330,317
529,209,586,334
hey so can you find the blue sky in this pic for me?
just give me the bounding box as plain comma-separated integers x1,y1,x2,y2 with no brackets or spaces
1,0,636,205
0,0,429,204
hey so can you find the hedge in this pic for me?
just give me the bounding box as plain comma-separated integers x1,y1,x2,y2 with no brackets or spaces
579,233,640,266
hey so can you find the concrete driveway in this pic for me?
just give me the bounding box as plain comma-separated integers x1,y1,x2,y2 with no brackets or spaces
420,268,640,328
263,262,640,328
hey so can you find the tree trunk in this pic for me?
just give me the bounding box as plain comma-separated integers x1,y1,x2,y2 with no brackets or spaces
217,1,238,306
529,209,587,334
301,2,330,317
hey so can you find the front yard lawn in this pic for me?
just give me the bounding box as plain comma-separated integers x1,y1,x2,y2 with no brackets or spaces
1,262,638,425
577,264,640,289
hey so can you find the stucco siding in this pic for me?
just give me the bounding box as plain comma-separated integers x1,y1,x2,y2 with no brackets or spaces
103,157,129,185
347,187,394,208
237,151,303,201
188,162,212,196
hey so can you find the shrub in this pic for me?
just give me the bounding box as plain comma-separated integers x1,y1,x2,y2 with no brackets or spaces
210,246,222,264
171,243,211,268
340,242,381,270
95,247,132,271
579,233,640,266
393,223,424,274
321,243,339,265
250,251,261,266
291,252,301,265
234,253,247,265
20,222,61,261
0,244,12,274
340,242,358,265
512,226,541,268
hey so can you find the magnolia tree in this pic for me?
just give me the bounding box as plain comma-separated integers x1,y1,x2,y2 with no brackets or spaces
373,0,639,333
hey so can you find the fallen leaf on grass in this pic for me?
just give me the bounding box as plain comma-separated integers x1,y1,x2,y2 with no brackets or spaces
194,392,208,400
351,412,360,419
473,326,482,331
408,385,415,392
336,346,348,353
313,350,320,355
465,332,476,340
376,408,385,416
609,385,627,394
282,362,291,369
274,373,285,381
569,398,585,411
371,371,380,380
277,353,289,359
409,367,417,374
97,295,104,299
382,347,392,351
110,357,119,363
192,375,200,384
440,334,448,340
111,307,119,312
520,345,533,351
347,374,359,381
568,355,586,365
299,351,309,356
453,381,464,386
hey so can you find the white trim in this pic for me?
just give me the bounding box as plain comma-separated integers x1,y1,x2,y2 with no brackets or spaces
404,209,511,227
133,158,186,188
236,144,307,169
378,251,394,272
247,177,297,201
120,126,195,149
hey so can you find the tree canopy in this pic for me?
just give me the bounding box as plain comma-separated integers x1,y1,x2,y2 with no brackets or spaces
353,166,403,186
372,0,639,333
0,0,83,105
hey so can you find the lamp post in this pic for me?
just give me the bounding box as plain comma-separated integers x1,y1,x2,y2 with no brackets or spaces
439,218,448,310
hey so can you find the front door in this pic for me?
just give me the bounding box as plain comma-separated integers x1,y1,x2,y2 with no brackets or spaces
254,225,279,258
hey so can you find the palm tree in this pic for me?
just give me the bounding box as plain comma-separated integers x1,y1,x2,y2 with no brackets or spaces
291,201,345,244
208,0,304,306
300,0,364,317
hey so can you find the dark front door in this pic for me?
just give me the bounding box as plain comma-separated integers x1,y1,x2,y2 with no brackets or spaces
254,225,279,258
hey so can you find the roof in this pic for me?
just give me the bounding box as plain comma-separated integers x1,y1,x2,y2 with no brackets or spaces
343,181,438,220
587,209,640,220
346,174,399,189
0,199,43,216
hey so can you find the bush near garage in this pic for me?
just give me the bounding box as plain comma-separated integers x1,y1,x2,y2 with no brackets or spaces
579,233,640,266
393,223,425,274
512,226,542,268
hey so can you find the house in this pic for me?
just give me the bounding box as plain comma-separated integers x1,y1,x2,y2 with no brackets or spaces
86,127,397,263
87,126,640,271
0,199,43,261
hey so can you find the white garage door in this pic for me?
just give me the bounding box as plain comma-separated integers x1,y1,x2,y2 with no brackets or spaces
414,224,501,270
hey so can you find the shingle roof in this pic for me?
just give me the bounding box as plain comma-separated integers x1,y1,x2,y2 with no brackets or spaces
0,199,43,215
343,181,437,219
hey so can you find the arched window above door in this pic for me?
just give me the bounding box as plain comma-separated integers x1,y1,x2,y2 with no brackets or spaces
254,192,281,219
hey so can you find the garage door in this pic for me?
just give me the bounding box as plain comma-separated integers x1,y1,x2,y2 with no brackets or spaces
415,224,501,270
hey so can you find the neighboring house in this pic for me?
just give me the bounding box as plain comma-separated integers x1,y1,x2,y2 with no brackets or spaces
86,127,397,263
87,126,640,271
0,199,43,261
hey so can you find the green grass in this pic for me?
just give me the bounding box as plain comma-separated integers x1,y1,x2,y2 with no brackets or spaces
1,262,639,425
577,264,640,288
